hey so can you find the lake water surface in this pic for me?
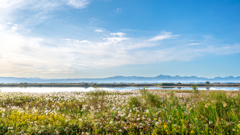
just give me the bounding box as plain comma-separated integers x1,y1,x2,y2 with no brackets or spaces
0,86,239,93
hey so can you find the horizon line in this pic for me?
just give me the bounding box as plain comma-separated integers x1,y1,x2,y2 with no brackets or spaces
0,74,239,80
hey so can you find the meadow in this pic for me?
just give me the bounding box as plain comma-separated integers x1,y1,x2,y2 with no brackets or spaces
0,89,239,134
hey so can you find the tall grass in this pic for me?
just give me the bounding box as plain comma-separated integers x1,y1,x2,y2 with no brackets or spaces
0,89,239,134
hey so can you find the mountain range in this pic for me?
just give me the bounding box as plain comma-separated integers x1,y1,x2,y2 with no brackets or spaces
0,75,240,83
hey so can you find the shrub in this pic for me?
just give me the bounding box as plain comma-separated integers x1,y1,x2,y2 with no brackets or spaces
128,96,141,107
139,88,161,107
145,92,162,107
139,87,148,97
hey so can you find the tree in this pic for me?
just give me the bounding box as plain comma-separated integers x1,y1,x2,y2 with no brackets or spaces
206,81,210,84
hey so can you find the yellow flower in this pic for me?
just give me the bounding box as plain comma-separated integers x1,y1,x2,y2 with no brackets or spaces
181,119,184,123
191,130,195,134
164,124,167,129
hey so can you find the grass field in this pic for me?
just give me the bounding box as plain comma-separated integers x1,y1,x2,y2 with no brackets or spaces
0,89,240,134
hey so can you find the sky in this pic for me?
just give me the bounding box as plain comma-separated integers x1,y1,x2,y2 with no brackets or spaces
0,0,240,78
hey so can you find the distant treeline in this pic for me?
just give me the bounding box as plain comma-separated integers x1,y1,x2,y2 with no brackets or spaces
0,82,239,87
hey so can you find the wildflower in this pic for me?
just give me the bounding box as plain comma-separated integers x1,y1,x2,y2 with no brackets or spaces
110,121,113,124
222,101,227,107
181,119,184,123
164,124,167,129
8,127,14,130
145,109,149,113
138,123,144,128
190,130,195,134
118,129,123,133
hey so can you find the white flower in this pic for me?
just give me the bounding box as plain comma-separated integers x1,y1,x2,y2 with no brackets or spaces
118,129,123,133
8,127,14,130
145,109,149,113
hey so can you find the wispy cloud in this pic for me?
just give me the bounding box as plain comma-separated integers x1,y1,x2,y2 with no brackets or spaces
1,23,240,77
103,32,128,43
0,0,91,24
187,43,202,45
0,1,239,78
66,0,90,9
110,32,126,37
148,31,179,41
95,29,104,32
0,0,90,10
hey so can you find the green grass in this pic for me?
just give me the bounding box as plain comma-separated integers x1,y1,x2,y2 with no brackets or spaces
0,89,239,134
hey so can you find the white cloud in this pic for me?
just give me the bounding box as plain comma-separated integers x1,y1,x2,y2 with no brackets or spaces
0,0,90,10
110,32,126,37
95,29,104,32
187,43,202,45
66,0,90,9
11,24,20,31
80,40,90,43
103,37,128,43
0,24,76,76
103,32,128,43
148,31,179,41
1,24,240,77
0,1,239,78
0,0,91,24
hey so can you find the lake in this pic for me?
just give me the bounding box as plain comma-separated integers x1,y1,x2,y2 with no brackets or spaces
0,86,239,93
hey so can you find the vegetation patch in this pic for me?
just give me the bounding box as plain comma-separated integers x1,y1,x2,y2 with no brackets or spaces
0,89,239,134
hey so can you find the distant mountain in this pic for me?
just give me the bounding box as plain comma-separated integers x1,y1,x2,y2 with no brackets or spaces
0,75,240,83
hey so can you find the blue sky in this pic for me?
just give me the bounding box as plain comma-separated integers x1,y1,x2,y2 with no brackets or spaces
0,0,240,78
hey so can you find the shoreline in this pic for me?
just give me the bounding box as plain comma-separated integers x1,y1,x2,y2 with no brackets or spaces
0,83,239,87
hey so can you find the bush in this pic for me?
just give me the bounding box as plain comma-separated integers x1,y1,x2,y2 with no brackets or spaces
86,90,109,109
139,88,161,107
139,87,148,97
128,96,141,107
145,92,162,107
86,89,110,96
